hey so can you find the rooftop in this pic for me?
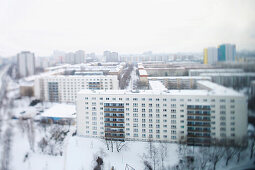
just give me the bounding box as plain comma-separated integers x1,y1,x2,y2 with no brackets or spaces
78,80,243,97
139,69,148,76
200,72,255,77
189,68,244,72
41,104,76,119
148,76,212,80
149,81,167,91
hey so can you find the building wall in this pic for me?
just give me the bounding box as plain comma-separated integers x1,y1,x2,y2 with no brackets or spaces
35,75,119,103
189,69,243,76
76,90,247,144
203,48,208,64
17,51,35,77
207,47,218,65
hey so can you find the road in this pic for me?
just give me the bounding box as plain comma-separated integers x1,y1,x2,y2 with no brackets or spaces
126,66,138,90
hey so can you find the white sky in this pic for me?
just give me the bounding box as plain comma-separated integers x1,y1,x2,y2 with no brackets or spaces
0,0,255,56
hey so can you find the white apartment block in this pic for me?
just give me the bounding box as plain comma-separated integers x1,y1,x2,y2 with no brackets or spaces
188,69,244,76
17,51,35,77
76,81,247,145
34,75,119,103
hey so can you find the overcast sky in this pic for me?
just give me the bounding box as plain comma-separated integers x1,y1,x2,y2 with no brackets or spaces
0,0,255,57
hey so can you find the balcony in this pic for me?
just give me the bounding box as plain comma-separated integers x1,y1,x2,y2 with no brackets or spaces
104,110,124,113
187,113,210,116
104,125,125,128
105,130,125,133
104,120,124,123
105,135,125,138
187,118,211,122
187,123,210,127
104,114,124,118
104,105,124,108
187,135,211,138
187,129,210,132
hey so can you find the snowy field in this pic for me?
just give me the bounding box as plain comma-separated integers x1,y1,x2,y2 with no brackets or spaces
6,122,179,170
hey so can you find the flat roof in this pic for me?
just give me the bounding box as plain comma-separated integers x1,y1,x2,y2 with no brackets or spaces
200,72,255,77
148,76,212,80
78,82,243,97
25,69,65,81
149,81,167,91
139,69,148,76
41,104,76,118
189,69,244,72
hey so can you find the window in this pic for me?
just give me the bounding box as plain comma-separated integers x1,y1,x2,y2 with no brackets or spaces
133,108,138,112
171,115,176,118
171,120,176,124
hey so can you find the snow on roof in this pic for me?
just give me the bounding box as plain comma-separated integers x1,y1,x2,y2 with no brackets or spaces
197,80,242,96
200,72,255,77
78,82,243,97
189,69,244,73
139,69,148,76
148,76,212,80
24,69,65,82
145,67,185,70
41,104,76,119
149,81,167,91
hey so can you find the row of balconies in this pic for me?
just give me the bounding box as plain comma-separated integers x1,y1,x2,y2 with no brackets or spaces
104,118,124,123
187,122,210,127
104,113,124,118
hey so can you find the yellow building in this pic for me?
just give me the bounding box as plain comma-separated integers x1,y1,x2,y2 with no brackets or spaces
203,48,208,64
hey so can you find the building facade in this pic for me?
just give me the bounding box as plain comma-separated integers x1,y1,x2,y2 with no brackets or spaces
76,81,247,145
34,75,119,103
218,44,236,62
17,51,35,77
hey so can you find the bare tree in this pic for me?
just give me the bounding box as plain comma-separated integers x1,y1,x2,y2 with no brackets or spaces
235,137,248,163
115,141,126,152
208,145,224,170
223,140,238,166
250,134,255,160
38,137,48,152
25,119,35,152
1,127,13,170
195,147,210,170
159,142,168,170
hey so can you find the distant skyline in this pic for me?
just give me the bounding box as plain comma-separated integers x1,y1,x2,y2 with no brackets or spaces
0,0,255,57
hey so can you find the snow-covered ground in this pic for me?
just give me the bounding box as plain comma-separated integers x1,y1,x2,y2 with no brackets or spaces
1,75,255,170
126,66,139,90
